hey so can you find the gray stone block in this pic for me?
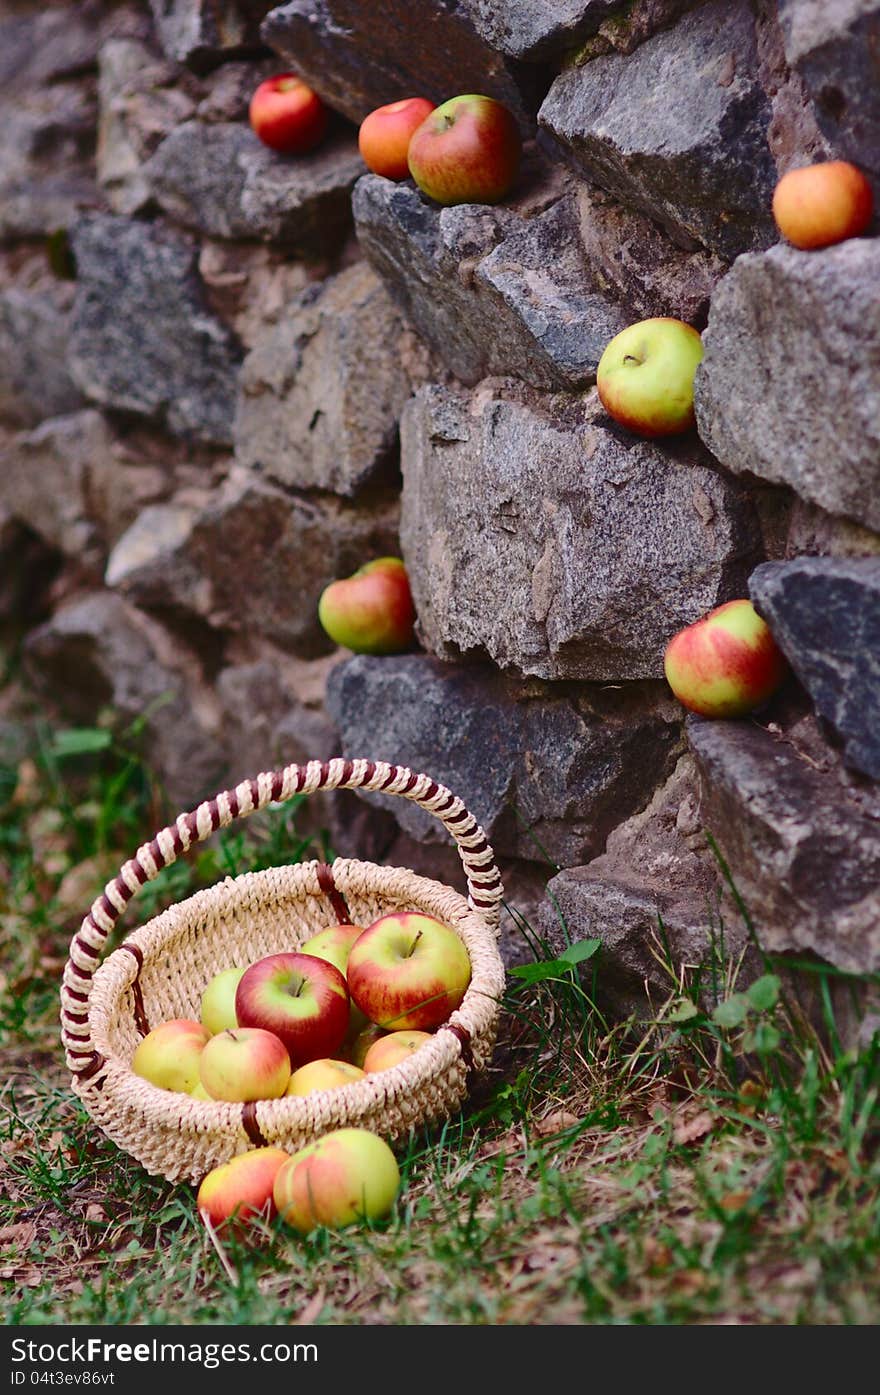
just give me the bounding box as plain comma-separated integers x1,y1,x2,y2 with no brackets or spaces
324,652,682,866
399,383,763,681
538,0,778,259
0,291,83,429
750,556,880,781
694,240,880,531
69,215,242,446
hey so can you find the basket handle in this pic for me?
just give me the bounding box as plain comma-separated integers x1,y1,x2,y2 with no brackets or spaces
61,757,504,1079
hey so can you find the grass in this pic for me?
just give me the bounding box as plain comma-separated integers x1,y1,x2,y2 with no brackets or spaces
1,704,879,1326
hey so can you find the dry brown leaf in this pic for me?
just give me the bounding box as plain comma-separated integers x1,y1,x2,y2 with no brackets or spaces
673,1109,714,1146
670,1268,706,1294
533,1110,580,1137
295,1290,326,1325
719,1190,752,1214
0,1222,37,1250
84,1203,108,1223
643,1237,673,1272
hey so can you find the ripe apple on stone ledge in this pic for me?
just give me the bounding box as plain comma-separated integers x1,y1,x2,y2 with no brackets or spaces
407,93,521,206
663,599,788,719
318,556,416,654
596,317,704,438
359,97,437,180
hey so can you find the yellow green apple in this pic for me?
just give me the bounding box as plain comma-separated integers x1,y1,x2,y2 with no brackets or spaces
596,317,704,437
199,965,246,1035
198,1026,292,1102
362,1029,432,1074
273,1127,401,1234
285,1057,366,1095
131,1018,211,1094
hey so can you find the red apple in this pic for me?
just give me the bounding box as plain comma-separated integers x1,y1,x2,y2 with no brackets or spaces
198,1026,292,1102
347,912,471,1031
362,1029,432,1074
131,1018,210,1094
197,1147,290,1232
358,97,437,180
235,952,350,1067
286,1057,366,1095
772,160,873,250
273,1127,401,1234
664,598,788,719
249,73,328,155
317,556,416,655
406,93,521,206
596,317,704,438
300,923,371,1046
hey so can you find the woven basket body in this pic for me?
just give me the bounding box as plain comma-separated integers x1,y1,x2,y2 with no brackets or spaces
61,759,506,1184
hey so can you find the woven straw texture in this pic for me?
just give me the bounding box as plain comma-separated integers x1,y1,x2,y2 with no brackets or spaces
61,758,506,1185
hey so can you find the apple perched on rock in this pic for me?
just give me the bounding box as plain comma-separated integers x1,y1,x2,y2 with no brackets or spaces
235,952,350,1066
596,317,704,438
347,912,471,1031
359,97,437,180
132,1018,210,1094
664,598,788,719
362,1029,432,1074
407,94,521,206
200,966,246,1036
249,73,328,154
197,1147,291,1232
318,557,416,655
273,1127,401,1235
198,1026,292,1102
772,160,873,250
286,1057,366,1096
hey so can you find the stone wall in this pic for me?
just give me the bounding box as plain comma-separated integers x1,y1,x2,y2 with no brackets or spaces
2,0,878,1028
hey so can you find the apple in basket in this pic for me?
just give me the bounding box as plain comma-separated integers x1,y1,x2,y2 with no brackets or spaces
200,965,246,1035
273,1127,401,1234
132,1018,210,1094
347,912,471,1031
362,1029,433,1074
235,951,351,1066
286,1057,366,1095
198,1026,292,1102
197,1146,291,1232
300,922,372,1049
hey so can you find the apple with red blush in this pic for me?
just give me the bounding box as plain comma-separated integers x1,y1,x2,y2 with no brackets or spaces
663,598,788,719
318,557,416,655
407,93,521,205
347,912,471,1031
198,1026,291,1102
235,951,350,1067
197,1147,291,1232
359,97,437,180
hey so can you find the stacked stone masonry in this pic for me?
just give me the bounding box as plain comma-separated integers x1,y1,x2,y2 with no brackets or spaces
1,0,878,1032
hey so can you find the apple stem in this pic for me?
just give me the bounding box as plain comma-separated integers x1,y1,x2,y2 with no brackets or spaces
406,931,423,959
623,354,641,365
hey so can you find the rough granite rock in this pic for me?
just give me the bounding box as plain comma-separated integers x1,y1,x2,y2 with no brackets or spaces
537,757,761,1016
460,0,622,62
68,215,242,446
687,709,880,976
104,468,402,656
694,240,880,532
0,291,84,428
22,591,226,806
235,262,413,496
145,121,362,253
353,175,627,390
576,183,727,325
750,557,880,781
325,653,683,866
260,0,540,131
149,0,275,72
97,38,199,216
0,88,99,242
399,383,763,681
779,0,880,192
538,0,779,260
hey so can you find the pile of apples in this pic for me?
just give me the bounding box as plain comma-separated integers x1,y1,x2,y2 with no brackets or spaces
131,910,472,1235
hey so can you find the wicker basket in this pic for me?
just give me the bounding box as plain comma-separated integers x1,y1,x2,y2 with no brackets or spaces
60,757,507,1185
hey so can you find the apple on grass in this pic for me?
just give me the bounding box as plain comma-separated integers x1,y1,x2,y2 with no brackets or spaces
772,161,873,250
197,1147,291,1233
318,557,416,655
664,599,788,719
596,317,704,438
198,1027,291,1102
286,1057,366,1096
235,952,350,1067
132,1018,210,1095
359,97,437,180
407,94,521,206
347,912,471,1032
249,73,328,154
200,966,246,1035
362,1029,432,1074
273,1127,400,1235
